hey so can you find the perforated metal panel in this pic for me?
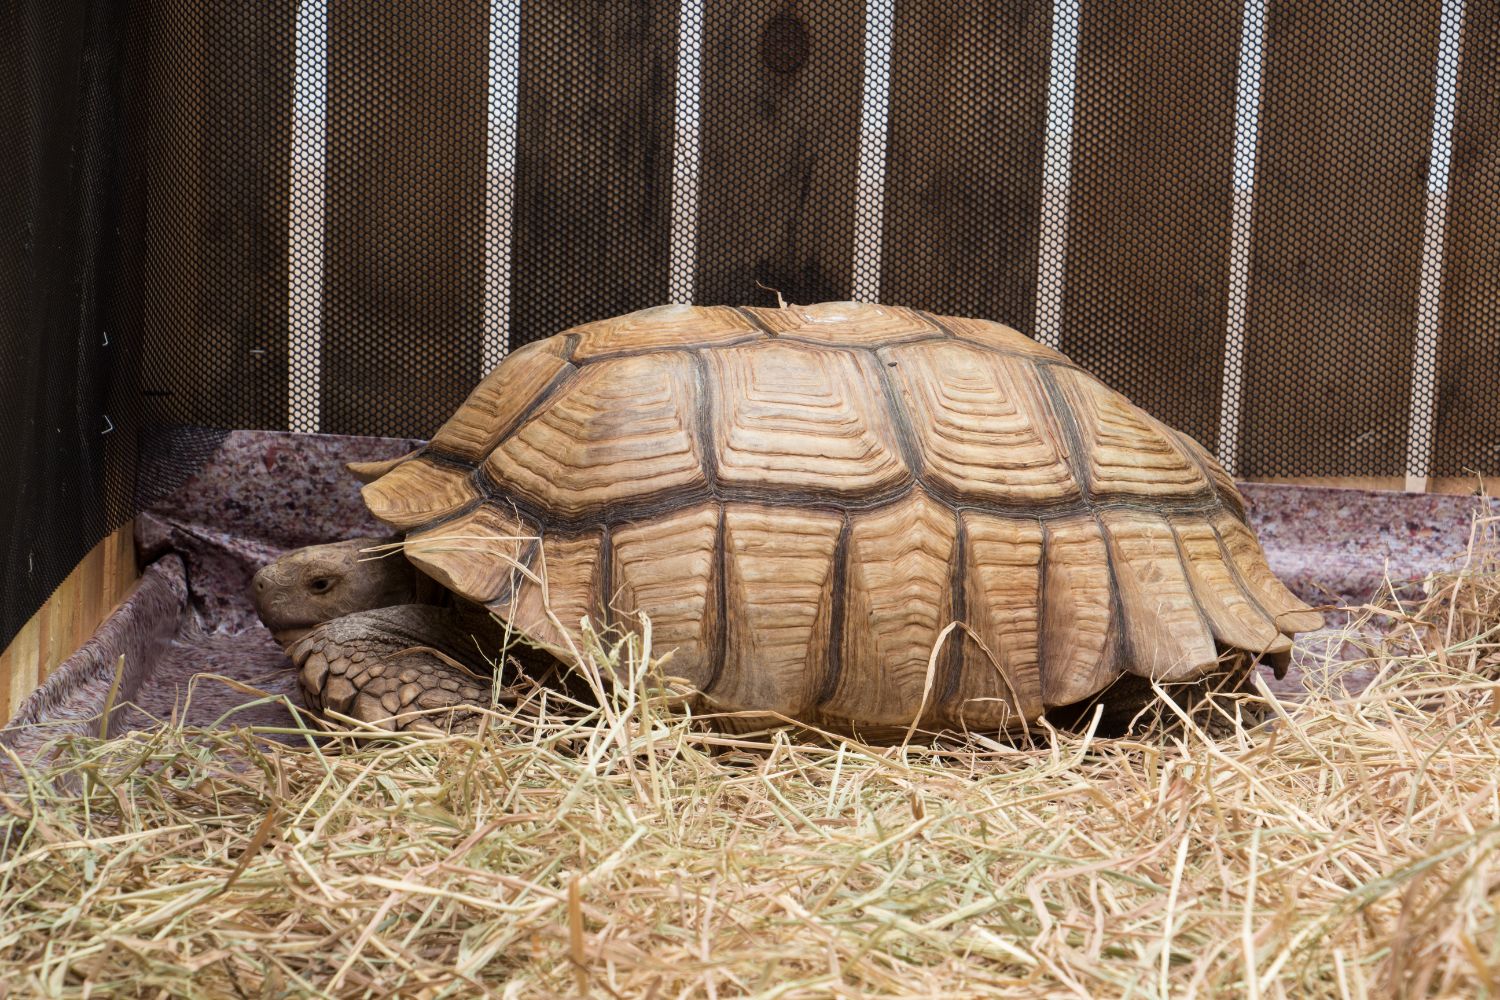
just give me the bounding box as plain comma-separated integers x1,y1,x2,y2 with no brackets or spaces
2,0,1496,649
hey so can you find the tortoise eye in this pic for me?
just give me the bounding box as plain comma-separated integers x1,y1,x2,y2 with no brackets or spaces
309,576,335,594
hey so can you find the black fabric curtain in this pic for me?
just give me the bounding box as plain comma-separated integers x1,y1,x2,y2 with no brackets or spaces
0,0,144,650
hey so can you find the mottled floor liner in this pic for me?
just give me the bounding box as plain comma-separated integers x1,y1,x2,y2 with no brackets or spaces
4,430,1496,766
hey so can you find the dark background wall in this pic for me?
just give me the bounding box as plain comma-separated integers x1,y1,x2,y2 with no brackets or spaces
2,0,1496,651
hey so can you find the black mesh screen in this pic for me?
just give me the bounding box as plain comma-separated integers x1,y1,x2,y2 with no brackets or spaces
2,1,146,654
4,0,1498,650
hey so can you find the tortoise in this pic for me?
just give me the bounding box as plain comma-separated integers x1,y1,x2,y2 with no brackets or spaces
252,301,1322,737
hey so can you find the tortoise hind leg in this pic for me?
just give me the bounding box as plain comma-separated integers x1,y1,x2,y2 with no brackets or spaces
287,605,504,732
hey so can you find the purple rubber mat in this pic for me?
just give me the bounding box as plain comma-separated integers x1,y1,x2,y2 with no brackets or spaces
5,430,1496,766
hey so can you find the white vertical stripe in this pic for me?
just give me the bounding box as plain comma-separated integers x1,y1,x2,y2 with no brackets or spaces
288,0,326,434
1215,0,1268,478
482,0,521,372
668,0,704,304
1405,0,1465,492
1034,0,1079,350
851,0,895,303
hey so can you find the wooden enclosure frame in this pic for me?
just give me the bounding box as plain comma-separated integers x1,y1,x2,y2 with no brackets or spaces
0,526,137,726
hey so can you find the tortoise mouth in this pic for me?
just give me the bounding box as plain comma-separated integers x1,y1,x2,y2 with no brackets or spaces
271,625,316,646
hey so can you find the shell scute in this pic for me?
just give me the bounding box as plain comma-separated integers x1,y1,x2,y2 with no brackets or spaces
1173,519,1292,654
363,459,479,531
1098,510,1220,682
609,506,721,689
508,530,606,653
484,351,707,519
707,341,910,497
822,490,955,728
1213,512,1324,634
570,303,759,361
1050,366,1211,500
883,340,1078,505
940,315,1070,363
1038,517,1123,705
742,301,940,346
710,505,843,723
428,337,575,462
403,503,537,606
956,513,1045,727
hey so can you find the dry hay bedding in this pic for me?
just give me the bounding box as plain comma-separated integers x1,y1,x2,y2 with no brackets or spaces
0,429,1497,997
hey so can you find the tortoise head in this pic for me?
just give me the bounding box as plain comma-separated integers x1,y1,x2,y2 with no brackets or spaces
252,538,421,643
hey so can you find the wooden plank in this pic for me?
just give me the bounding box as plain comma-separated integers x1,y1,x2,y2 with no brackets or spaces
1059,0,1244,451
3,618,40,729
694,1,866,307
323,1,489,436
877,0,1052,329
509,1,680,347
1237,1,1443,476
0,525,137,724
80,537,106,649
1248,476,1495,497
37,582,70,690
1433,0,1500,477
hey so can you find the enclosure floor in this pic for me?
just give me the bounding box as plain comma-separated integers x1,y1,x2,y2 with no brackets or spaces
4,430,1495,766
112,627,301,734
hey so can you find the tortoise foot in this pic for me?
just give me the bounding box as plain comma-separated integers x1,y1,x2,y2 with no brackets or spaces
286,606,499,732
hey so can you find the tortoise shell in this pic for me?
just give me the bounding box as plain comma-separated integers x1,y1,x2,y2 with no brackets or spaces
361,302,1321,733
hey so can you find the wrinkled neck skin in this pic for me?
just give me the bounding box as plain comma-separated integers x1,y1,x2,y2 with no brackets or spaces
252,536,433,644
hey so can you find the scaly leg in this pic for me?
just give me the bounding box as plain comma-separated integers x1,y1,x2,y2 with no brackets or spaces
287,605,506,732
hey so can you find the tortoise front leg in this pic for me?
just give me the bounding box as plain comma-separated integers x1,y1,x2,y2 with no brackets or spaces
286,605,504,732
